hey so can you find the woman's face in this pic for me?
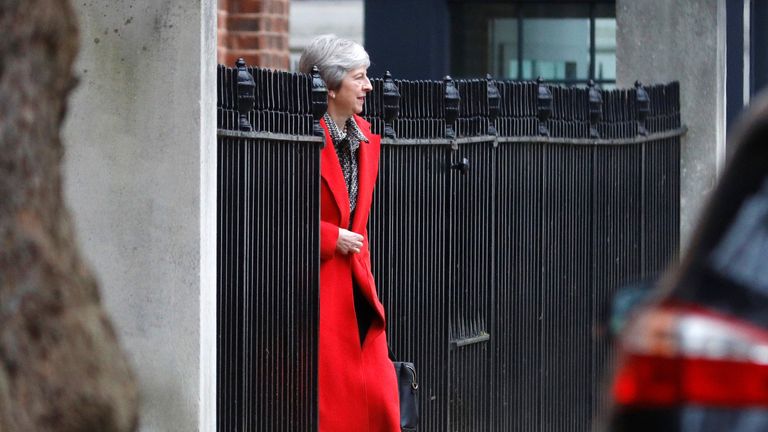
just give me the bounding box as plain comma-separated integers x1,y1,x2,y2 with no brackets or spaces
330,66,373,117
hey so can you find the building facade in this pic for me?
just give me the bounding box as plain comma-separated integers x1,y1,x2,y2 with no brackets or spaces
365,0,768,248
365,0,616,85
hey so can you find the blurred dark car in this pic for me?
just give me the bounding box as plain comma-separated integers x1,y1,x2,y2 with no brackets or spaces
607,94,768,432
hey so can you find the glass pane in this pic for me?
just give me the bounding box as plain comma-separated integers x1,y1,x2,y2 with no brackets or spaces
490,18,519,79
521,18,590,81
594,18,617,82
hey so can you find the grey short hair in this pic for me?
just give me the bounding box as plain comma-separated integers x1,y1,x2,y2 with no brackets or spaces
298,34,370,90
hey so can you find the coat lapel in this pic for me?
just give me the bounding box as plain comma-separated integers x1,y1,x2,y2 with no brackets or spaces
319,117,351,228
348,117,386,328
350,115,380,233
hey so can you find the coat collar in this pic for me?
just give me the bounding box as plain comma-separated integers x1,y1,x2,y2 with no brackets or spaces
320,115,380,232
320,118,351,227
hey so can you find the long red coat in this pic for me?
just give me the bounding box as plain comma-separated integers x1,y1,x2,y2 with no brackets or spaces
318,115,400,432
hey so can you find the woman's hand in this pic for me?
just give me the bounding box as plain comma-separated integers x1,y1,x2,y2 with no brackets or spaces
336,228,363,254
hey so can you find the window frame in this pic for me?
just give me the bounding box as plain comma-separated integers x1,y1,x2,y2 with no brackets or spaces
460,0,616,86
484,1,616,86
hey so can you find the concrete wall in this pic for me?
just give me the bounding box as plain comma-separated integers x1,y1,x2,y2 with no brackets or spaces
62,1,217,430
616,0,726,249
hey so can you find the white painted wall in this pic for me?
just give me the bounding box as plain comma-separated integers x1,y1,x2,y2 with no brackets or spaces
62,0,217,430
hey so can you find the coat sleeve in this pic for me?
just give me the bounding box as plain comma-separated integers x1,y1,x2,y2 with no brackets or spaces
320,221,339,261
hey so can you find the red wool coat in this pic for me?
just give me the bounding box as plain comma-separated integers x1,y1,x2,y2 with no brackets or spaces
318,115,400,432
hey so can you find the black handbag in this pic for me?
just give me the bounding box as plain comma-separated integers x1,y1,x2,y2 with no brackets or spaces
389,348,419,431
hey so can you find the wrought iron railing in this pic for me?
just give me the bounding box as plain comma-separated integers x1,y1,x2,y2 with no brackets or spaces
217,59,682,432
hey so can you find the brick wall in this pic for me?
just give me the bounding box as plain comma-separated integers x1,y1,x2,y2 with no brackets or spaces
218,0,290,70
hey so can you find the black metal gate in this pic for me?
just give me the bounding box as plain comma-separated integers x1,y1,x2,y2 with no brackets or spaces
216,62,321,432
217,61,682,431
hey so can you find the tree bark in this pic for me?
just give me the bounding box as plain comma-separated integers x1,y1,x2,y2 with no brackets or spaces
0,1,139,430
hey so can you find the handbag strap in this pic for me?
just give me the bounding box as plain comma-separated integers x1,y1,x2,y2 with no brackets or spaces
388,345,397,362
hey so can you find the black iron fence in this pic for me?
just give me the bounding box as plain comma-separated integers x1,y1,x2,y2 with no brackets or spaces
217,61,321,432
217,60,682,431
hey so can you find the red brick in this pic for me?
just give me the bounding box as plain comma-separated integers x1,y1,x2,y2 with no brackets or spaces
217,47,229,66
232,0,265,14
222,32,259,50
219,1,289,70
266,1,276,14
266,15,277,33
273,16,288,33
275,34,286,50
226,50,262,67
271,1,287,15
224,13,264,32
223,48,287,70
266,33,278,49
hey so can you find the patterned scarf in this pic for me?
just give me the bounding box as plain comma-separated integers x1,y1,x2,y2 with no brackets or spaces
324,113,369,217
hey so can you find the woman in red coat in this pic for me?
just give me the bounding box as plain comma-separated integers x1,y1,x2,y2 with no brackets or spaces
299,35,400,432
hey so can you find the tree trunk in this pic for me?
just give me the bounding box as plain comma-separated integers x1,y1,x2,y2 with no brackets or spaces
0,1,139,430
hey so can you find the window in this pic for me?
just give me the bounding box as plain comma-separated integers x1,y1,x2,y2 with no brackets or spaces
451,1,615,86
